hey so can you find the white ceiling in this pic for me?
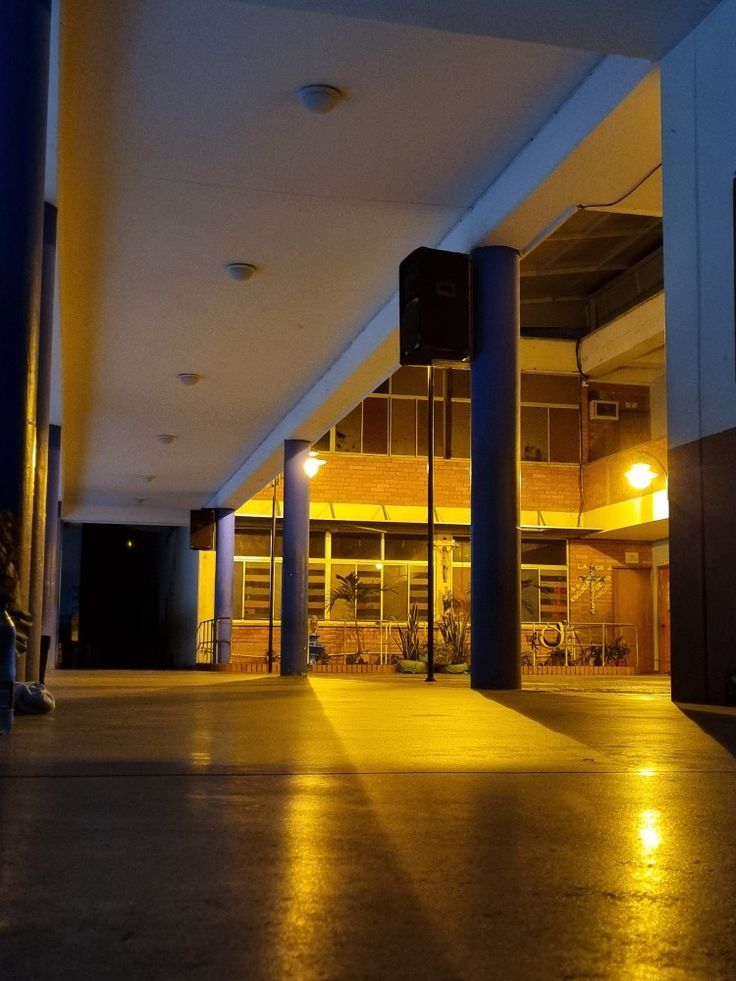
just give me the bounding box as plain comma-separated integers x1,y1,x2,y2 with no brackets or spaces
55,0,719,524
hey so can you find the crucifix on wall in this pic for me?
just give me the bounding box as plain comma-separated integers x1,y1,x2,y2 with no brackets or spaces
570,563,609,615
436,537,457,591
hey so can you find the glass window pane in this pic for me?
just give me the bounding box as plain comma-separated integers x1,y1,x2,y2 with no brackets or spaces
243,561,279,620
335,405,362,453
539,571,567,621
521,405,549,461
385,535,426,561
235,530,279,557
312,431,330,452
391,399,417,455
521,569,540,621
363,397,388,454
417,399,445,457
383,564,408,621
332,533,381,560
451,400,470,458
232,560,244,619
452,565,471,603
357,564,381,620
329,563,355,621
308,531,325,558
451,369,471,398
549,407,580,462
391,366,427,396
373,379,390,394
409,566,429,620
520,373,578,405
521,539,566,565
308,563,326,619
455,537,471,563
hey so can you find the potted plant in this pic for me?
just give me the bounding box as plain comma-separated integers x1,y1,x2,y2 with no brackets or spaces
394,603,428,673
328,571,386,661
436,594,470,673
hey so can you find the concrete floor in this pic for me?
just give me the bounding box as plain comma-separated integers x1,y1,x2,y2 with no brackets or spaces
1,670,735,980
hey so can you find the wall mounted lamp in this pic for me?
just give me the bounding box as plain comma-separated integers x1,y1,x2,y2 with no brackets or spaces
625,451,668,491
303,451,326,478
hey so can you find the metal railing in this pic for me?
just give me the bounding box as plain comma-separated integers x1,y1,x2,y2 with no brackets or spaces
196,617,232,665
521,621,639,669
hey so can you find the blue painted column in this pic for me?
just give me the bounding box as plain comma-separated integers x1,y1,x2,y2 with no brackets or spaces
470,246,521,690
0,2,51,656
214,509,235,665
280,440,310,676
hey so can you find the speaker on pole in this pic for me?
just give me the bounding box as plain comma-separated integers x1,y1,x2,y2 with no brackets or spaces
399,246,471,365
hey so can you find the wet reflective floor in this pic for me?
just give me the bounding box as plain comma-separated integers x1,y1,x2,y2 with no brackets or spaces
1,671,735,979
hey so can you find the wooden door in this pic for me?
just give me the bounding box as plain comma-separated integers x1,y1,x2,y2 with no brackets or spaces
613,568,653,672
657,565,671,673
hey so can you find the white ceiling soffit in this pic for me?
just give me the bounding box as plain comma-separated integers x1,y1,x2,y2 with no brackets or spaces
246,0,722,60
214,57,657,510
56,0,689,525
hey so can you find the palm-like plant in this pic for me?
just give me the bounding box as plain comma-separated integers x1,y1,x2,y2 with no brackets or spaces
437,593,471,664
328,571,384,657
393,603,425,662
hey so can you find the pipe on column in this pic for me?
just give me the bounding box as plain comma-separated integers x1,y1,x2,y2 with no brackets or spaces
41,425,61,682
28,202,57,682
280,440,310,676
470,246,521,690
0,1,52,680
214,509,234,665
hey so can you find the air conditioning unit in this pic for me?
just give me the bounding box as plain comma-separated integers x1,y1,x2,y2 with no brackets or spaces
589,399,619,421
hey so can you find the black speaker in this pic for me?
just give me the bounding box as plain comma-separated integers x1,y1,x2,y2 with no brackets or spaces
399,246,471,365
189,509,216,550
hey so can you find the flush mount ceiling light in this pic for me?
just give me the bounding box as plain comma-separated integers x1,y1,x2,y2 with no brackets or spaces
157,434,176,444
177,372,201,386
225,262,257,281
298,84,343,114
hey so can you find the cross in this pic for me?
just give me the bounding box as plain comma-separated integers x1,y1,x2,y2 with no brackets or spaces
570,563,609,615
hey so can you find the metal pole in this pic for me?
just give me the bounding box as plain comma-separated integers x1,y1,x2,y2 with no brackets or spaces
267,477,278,673
426,366,436,682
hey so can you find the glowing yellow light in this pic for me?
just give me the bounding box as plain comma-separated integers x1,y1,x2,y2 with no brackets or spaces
637,767,656,777
639,809,662,853
303,452,326,478
626,462,657,490
125,539,134,549
375,562,383,570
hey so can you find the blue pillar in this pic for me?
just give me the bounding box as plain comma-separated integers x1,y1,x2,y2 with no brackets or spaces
214,509,234,665
0,1,51,649
280,440,310,676
470,246,521,690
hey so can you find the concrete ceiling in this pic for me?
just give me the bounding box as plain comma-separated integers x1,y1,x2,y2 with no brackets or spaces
55,0,718,525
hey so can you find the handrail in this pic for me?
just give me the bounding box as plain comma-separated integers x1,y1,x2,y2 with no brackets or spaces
521,621,639,669
196,617,232,665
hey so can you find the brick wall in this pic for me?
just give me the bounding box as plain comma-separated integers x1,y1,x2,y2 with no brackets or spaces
568,540,652,624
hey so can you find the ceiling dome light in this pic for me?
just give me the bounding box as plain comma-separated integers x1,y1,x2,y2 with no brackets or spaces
225,262,257,281
157,434,176,444
298,84,343,114
178,372,201,386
